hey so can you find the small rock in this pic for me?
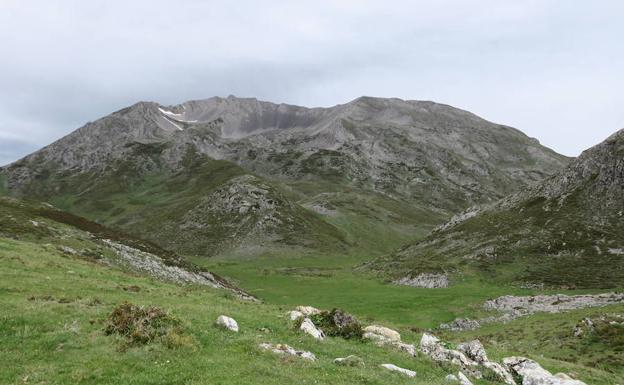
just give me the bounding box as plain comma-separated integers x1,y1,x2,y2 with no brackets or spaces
334,355,365,367
295,306,320,316
457,372,473,385
445,374,459,382
215,315,239,332
288,310,304,321
380,363,416,377
300,318,325,340
259,343,316,361
503,356,587,385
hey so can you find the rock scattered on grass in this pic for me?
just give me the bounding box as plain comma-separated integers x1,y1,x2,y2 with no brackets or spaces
380,363,416,377
363,324,416,356
288,310,304,321
445,374,459,382
215,315,239,332
363,325,401,342
334,355,365,367
299,318,325,340
503,356,587,385
258,343,316,361
295,305,320,316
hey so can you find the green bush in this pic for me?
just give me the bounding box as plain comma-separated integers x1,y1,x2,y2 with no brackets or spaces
104,302,183,346
309,308,363,340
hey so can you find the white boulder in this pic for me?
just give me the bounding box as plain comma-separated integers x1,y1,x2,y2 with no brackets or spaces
215,315,239,332
363,325,401,342
299,318,325,340
458,372,474,385
288,310,304,321
380,364,417,377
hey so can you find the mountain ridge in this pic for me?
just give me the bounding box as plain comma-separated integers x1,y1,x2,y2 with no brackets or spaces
366,128,624,288
0,95,570,258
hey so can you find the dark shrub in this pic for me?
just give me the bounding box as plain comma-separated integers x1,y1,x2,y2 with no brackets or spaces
309,308,363,339
104,302,182,345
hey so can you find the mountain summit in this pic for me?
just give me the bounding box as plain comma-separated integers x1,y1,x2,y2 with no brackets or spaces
0,96,569,257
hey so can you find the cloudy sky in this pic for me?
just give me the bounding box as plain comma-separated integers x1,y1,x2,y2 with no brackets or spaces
1,0,623,165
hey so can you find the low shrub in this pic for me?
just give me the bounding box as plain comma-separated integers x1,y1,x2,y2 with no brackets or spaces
104,302,183,346
309,308,363,340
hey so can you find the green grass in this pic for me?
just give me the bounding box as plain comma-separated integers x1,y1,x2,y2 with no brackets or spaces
1,197,622,384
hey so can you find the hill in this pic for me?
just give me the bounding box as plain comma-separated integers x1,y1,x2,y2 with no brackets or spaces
366,129,624,289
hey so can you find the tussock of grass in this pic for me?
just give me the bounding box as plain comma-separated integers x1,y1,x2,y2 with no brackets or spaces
104,302,183,346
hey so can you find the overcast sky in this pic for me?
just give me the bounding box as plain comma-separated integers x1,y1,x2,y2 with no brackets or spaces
1,0,623,165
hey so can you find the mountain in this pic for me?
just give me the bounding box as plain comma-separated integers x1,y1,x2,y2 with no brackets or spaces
0,96,569,257
366,129,624,289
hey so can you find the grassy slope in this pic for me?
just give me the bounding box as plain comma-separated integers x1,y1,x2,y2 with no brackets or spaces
0,197,621,384
7,147,347,258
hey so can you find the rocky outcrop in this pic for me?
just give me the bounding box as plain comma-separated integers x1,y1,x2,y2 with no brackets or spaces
420,333,481,378
258,343,316,361
393,273,449,288
441,293,624,331
215,315,239,332
420,333,516,384
503,356,587,385
458,340,515,385
484,293,624,315
380,364,416,377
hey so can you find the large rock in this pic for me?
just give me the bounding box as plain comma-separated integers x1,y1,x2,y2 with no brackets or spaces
215,315,239,332
363,325,401,342
259,343,316,361
364,324,415,356
380,364,417,377
503,356,587,385
299,318,325,340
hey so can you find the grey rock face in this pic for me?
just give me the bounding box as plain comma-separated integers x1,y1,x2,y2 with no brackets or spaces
441,293,624,331
393,273,449,288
